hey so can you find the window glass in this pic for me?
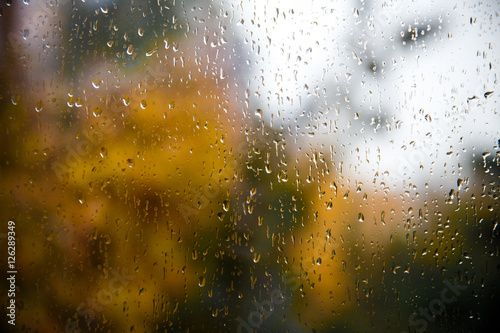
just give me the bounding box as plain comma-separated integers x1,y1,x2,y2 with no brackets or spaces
1,0,499,332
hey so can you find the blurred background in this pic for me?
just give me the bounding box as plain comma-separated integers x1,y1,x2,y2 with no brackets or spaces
0,0,499,332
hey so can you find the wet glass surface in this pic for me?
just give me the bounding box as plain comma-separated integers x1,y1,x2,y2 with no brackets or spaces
0,1,499,332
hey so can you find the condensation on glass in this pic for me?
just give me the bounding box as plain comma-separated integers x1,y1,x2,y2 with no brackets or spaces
0,0,498,332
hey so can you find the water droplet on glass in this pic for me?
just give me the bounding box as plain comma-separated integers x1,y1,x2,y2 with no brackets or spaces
35,100,43,112
11,94,20,105
103,234,111,244
192,249,198,260
123,95,130,106
140,99,147,109
93,107,102,117
45,230,54,241
75,97,83,107
92,78,101,89
127,158,135,168
127,44,134,55
146,47,158,57
138,28,144,37
222,200,229,212
358,213,364,222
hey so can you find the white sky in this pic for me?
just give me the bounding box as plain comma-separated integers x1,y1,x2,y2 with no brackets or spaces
226,0,500,189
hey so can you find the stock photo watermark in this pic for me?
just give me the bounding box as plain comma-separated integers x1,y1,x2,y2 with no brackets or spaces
178,133,272,224
389,88,494,183
6,221,17,326
390,125,450,182
236,245,325,332
236,266,301,333
51,61,171,182
401,277,468,333
346,1,407,60
63,267,135,333
6,1,54,55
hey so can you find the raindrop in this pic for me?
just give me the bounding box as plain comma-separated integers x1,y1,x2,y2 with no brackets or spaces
140,99,147,109
75,97,83,107
35,100,43,112
103,234,111,244
45,230,54,241
358,213,364,222
146,47,158,57
92,78,102,89
222,200,229,212
93,107,102,117
127,158,135,168
11,94,20,105
253,253,261,263
122,95,130,106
